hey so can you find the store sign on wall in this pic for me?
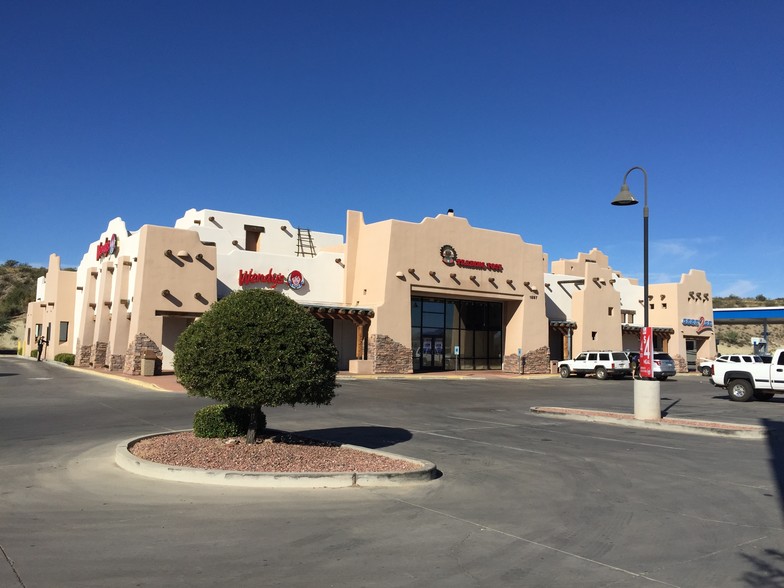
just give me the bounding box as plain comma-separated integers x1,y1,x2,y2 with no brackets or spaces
682,316,713,334
96,234,118,261
440,245,503,271
238,268,305,290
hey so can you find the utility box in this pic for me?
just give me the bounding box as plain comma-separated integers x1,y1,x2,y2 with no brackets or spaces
141,350,158,376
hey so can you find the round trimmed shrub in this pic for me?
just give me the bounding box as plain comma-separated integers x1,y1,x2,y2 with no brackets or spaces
193,404,259,438
54,353,75,365
174,289,339,442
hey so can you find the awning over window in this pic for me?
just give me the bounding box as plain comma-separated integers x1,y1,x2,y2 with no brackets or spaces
301,304,375,325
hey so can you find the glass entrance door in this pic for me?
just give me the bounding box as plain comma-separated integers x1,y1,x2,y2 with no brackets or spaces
411,296,503,372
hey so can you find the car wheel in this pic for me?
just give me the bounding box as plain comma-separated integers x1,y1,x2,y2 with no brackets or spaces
595,366,607,380
700,366,711,377
559,365,570,378
728,379,754,402
754,391,775,401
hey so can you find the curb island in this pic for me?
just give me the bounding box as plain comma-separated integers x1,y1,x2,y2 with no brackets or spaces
531,406,771,439
116,432,439,488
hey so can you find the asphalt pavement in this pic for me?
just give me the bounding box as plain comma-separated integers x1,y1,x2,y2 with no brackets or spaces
3,356,784,587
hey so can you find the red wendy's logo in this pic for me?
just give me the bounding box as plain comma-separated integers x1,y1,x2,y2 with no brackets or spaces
96,234,118,261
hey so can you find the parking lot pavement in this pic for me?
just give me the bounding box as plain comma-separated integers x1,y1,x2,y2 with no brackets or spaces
3,357,784,587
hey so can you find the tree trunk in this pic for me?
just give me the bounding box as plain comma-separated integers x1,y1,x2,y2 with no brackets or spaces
245,405,262,444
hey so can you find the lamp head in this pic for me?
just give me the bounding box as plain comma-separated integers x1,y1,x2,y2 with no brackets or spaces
611,183,639,206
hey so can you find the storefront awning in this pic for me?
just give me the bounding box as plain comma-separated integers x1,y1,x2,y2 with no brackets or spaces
621,325,675,335
301,304,375,324
549,320,577,335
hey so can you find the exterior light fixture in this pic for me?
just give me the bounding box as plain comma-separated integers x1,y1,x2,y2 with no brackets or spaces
612,165,659,420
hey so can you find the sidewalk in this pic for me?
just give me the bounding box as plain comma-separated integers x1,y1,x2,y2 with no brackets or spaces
68,365,557,393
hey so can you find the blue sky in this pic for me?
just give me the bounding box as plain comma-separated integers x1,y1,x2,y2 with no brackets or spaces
2,1,782,297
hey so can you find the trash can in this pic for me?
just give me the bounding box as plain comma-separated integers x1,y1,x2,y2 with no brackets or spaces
141,350,157,376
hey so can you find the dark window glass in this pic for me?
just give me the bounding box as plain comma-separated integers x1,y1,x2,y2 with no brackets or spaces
411,300,422,327
444,302,459,329
423,300,444,313
487,304,503,329
475,331,488,359
423,312,444,329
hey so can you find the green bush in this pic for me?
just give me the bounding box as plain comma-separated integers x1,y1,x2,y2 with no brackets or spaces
54,353,75,365
175,289,338,443
721,329,743,346
31,350,38,359
193,404,260,438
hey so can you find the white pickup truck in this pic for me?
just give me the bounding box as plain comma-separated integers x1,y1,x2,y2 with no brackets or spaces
711,348,784,401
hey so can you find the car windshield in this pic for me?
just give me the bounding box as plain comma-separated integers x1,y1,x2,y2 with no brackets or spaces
654,353,673,361
612,353,627,360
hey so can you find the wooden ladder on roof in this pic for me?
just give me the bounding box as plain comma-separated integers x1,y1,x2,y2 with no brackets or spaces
296,228,317,257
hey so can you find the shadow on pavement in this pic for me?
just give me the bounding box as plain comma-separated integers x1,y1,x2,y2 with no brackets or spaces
294,426,413,449
740,418,784,584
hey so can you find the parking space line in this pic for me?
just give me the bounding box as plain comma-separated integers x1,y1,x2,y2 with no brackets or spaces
390,498,682,587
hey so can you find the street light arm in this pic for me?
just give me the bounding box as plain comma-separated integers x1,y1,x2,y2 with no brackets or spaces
622,166,648,212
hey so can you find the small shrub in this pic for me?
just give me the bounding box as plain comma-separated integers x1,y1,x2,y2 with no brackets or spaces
54,353,75,365
721,329,743,346
31,350,38,359
193,404,263,438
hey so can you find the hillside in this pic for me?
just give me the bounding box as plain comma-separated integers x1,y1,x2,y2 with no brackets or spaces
0,261,48,349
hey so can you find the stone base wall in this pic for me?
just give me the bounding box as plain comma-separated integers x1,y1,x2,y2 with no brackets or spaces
109,354,125,372
523,346,551,374
503,346,551,375
76,345,92,367
91,342,108,369
673,354,688,373
502,354,523,374
369,334,413,374
124,333,163,376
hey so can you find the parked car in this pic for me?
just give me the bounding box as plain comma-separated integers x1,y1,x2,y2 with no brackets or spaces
557,351,632,380
653,353,676,380
625,351,677,380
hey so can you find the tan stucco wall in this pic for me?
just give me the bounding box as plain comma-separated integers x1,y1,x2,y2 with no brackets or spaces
128,225,217,370
345,210,549,371
650,269,716,369
23,254,76,359
570,261,623,355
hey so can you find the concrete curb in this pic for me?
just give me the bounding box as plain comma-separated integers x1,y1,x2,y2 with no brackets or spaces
115,431,439,488
530,406,769,439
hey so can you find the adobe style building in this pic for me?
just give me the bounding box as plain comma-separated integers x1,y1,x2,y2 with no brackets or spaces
24,208,717,375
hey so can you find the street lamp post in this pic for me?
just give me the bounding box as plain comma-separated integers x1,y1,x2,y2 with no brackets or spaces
612,166,661,420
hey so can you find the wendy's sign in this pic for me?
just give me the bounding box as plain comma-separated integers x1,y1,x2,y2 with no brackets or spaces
96,234,118,261
238,268,305,290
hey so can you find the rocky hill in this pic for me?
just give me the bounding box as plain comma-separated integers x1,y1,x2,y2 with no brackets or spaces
0,261,48,350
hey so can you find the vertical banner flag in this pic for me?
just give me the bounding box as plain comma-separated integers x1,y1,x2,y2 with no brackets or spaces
639,327,654,378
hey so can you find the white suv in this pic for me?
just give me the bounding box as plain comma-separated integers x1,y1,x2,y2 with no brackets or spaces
558,351,632,380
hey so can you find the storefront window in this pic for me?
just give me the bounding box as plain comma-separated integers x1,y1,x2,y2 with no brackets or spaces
411,296,502,372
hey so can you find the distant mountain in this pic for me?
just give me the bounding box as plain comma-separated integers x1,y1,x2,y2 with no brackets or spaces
713,295,784,308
